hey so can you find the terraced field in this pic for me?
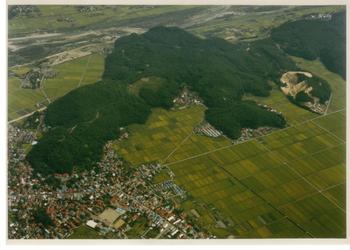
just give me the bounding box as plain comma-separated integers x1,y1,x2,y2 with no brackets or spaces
113,56,346,238
8,53,105,121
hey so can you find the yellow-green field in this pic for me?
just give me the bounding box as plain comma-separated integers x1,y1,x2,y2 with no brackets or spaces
8,53,105,121
243,87,318,125
113,57,346,238
43,53,105,101
113,105,205,166
8,77,47,121
173,111,346,238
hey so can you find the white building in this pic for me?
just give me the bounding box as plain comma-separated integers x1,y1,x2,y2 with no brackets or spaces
86,220,98,229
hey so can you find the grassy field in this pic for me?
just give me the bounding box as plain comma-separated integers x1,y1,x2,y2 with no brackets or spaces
112,56,346,238
68,225,103,239
125,216,149,238
128,76,165,96
8,53,105,121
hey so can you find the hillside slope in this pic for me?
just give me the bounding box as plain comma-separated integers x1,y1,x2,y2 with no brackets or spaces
271,11,346,79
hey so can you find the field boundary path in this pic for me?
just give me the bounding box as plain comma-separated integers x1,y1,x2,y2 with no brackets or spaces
8,107,47,124
77,54,92,88
165,108,345,167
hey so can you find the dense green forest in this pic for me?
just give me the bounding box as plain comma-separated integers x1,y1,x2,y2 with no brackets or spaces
27,21,341,175
33,207,54,227
271,11,346,79
290,73,331,104
304,75,331,104
205,101,286,138
27,83,151,175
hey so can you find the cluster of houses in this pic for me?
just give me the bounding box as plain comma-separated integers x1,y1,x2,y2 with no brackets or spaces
57,16,74,23
173,87,202,108
155,180,186,199
8,125,36,165
229,104,281,144
305,13,332,21
8,126,209,239
304,101,327,115
194,122,222,138
17,66,56,89
233,127,276,144
257,103,282,115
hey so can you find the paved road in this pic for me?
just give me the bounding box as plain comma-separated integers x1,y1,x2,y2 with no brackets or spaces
8,107,47,124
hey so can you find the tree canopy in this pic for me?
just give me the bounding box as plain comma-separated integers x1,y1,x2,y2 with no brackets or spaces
271,11,346,79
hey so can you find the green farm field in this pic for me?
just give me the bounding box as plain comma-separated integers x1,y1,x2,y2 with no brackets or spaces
8,53,105,121
113,105,208,166
167,113,344,236
8,77,47,121
113,57,346,238
68,225,103,239
43,53,105,101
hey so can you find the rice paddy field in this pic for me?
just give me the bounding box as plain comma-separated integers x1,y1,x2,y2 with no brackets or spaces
8,76,47,121
8,53,105,121
43,53,105,101
113,57,346,238
113,105,206,166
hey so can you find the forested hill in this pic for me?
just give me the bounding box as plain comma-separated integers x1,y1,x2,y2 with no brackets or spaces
271,11,346,79
28,26,300,176
103,26,297,100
